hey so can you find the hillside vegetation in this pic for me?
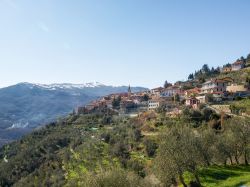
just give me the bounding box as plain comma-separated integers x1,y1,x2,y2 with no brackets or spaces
0,110,249,187
218,67,250,84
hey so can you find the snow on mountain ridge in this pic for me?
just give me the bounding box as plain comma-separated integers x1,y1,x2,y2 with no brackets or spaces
15,82,143,90
31,82,106,90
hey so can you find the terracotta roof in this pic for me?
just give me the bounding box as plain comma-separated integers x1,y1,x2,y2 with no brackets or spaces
185,87,201,94
232,60,244,65
164,86,181,90
151,87,164,91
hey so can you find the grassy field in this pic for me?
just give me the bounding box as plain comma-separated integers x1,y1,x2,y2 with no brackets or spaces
185,166,250,187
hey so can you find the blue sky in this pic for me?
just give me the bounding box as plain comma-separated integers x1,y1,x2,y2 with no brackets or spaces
0,0,249,88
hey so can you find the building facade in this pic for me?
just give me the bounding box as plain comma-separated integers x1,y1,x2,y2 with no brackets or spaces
201,79,227,94
232,59,245,71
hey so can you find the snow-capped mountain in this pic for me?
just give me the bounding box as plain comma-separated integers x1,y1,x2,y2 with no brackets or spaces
0,82,147,146
24,82,107,90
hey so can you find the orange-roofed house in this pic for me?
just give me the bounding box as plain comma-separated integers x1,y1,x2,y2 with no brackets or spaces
184,87,201,97
232,59,245,71
185,97,200,109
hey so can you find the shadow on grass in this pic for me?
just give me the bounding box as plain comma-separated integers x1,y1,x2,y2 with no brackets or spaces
199,166,250,181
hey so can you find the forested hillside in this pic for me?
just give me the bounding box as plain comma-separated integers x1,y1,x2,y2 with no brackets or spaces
0,108,249,187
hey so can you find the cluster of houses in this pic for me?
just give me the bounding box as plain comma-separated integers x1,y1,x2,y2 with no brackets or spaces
75,76,250,116
75,84,185,116
75,86,149,115
149,77,250,111
75,58,250,116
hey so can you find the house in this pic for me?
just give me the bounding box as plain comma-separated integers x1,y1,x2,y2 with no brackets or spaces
137,101,149,112
148,99,160,110
226,83,248,93
200,79,229,102
201,79,227,94
232,59,245,71
222,66,232,73
196,95,207,104
185,97,200,109
184,87,201,97
150,87,164,97
160,86,184,98
119,100,137,114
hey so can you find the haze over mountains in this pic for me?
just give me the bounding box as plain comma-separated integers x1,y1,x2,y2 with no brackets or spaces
0,82,147,146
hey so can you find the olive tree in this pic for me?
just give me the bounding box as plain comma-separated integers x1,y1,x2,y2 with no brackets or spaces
227,117,250,165
154,125,203,187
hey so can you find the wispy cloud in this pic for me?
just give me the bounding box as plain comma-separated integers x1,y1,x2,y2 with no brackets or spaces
3,0,18,10
37,22,49,33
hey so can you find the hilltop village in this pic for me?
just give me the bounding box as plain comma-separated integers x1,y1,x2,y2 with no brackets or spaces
1,54,250,187
76,55,250,117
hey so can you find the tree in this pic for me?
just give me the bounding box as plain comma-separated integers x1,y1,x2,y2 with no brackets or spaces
175,94,180,102
112,96,121,109
81,168,145,187
142,94,149,101
246,53,250,66
154,125,203,186
227,117,250,165
202,64,210,74
240,56,246,63
164,80,172,88
198,77,205,83
201,108,214,122
246,77,250,87
214,132,235,165
144,139,158,157
134,129,142,142
188,73,194,80
223,63,231,68
195,128,217,166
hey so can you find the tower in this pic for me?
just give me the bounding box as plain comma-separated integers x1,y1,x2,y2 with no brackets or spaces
128,84,132,98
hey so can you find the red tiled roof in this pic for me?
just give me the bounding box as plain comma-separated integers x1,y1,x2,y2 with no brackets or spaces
151,87,164,91
185,87,201,94
232,60,244,65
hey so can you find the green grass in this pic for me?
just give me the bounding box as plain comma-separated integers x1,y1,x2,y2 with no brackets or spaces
230,99,250,115
196,166,250,187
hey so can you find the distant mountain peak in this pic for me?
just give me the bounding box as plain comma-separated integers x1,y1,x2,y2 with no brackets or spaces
18,82,107,90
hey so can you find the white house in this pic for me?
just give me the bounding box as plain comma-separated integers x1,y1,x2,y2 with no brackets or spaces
160,86,184,98
196,95,207,104
185,97,200,109
231,59,245,71
148,99,160,110
201,79,227,94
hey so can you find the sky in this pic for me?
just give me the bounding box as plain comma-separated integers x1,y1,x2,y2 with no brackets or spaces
0,0,250,89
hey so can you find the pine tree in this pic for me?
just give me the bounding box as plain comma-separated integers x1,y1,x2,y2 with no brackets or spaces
188,73,194,80
246,53,250,66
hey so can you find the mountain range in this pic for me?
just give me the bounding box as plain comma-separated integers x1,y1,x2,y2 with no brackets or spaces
0,82,147,146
